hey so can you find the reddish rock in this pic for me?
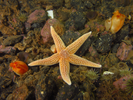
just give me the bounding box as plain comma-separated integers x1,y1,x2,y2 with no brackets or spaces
25,9,47,31
0,45,16,54
27,9,47,24
85,21,105,35
89,45,98,57
113,75,133,90
41,18,64,44
116,42,133,61
25,22,31,31
6,85,29,100
100,31,111,36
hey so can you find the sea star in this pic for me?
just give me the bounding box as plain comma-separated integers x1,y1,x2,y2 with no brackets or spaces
28,26,102,85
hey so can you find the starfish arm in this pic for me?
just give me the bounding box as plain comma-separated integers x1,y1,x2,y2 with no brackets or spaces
59,57,71,85
28,53,60,66
65,32,91,54
50,26,66,52
69,54,102,68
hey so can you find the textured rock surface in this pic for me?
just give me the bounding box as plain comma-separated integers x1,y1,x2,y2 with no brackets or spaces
3,35,23,46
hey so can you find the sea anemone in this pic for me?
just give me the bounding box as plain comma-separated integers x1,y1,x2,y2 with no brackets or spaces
85,70,99,81
126,77,133,95
18,12,28,22
119,69,132,77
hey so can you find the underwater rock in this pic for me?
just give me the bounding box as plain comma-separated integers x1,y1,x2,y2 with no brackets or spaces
76,34,92,56
95,34,113,53
115,0,130,7
41,18,64,44
24,75,37,87
3,35,23,46
85,21,105,36
84,0,101,9
0,84,16,100
31,22,44,29
71,0,87,11
56,83,80,100
25,9,47,31
65,0,71,8
89,45,98,57
86,11,98,20
25,22,31,31
6,85,35,100
84,1,93,8
14,43,26,51
56,8,70,22
41,19,53,44
65,19,75,31
42,0,63,7
95,2,113,18
126,50,133,64
0,63,9,76
112,43,120,53
65,11,86,30
115,25,129,42
35,74,56,100
70,11,86,30
0,76,12,89
108,53,119,66
27,9,47,24
61,30,80,46
8,17,24,34
116,42,133,61
113,75,133,90
0,45,16,54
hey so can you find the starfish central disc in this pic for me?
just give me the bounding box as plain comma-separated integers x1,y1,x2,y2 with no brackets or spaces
59,50,69,59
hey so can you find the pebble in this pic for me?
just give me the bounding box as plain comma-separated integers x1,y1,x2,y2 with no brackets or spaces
112,43,120,53
41,18,64,44
3,35,23,46
0,76,12,89
65,11,86,30
116,42,133,61
6,85,35,100
115,25,129,42
113,75,133,90
35,74,56,100
56,83,81,100
27,9,47,24
61,30,80,46
25,9,47,31
0,45,16,54
95,34,113,53
71,0,87,11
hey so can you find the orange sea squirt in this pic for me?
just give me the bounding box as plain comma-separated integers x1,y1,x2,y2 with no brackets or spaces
10,61,28,75
105,10,126,34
